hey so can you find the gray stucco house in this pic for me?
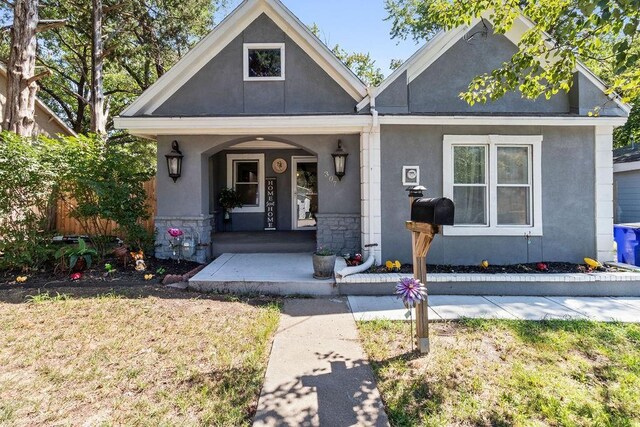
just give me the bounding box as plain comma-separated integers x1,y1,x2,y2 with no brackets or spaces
115,0,629,266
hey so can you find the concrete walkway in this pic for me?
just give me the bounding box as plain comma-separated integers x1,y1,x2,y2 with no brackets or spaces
349,296,640,323
253,298,389,427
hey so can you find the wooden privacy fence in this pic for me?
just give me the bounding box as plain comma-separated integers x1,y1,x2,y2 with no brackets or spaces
55,178,157,236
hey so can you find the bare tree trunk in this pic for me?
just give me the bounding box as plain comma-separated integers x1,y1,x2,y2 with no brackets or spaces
3,0,39,137
91,0,106,136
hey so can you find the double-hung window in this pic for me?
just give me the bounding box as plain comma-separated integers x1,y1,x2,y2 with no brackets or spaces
443,135,542,236
226,154,265,213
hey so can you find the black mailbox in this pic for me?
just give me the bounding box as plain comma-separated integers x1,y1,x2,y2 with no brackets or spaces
411,197,455,225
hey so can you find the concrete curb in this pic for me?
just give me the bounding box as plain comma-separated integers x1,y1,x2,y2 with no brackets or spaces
338,272,640,297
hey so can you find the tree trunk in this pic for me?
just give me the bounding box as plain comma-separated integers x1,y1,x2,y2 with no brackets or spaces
91,0,106,136
3,0,39,137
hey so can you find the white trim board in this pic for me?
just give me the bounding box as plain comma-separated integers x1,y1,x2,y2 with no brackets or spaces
114,114,628,140
614,161,640,173
365,14,630,115
378,115,628,127
226,153,265,213
114,115,372,137
291,156,318,231
121,0,367,117
243,43,286,81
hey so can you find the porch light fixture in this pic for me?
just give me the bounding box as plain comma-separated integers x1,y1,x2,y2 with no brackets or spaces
165,140,184,183
332,140,348,181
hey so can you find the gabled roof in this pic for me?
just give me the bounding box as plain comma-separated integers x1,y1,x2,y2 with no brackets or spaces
361,14,631,115
614,145,640,164
121,0,368,117
0,64,77,136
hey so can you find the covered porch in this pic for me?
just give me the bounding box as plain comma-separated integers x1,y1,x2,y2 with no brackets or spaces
150,127,377,264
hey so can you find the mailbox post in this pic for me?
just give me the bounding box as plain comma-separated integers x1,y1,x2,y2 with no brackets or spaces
405,186,454,354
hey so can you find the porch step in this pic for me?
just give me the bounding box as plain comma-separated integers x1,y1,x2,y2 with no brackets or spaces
189,253,337,296
211,231,316,257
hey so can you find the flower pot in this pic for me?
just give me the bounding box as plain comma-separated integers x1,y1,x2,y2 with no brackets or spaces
312,254,336,279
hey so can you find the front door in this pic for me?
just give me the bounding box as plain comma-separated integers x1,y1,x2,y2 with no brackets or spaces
292,156,318,230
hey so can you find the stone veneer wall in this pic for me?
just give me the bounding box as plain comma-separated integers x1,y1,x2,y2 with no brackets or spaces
315,213,361,256
155,215,214,264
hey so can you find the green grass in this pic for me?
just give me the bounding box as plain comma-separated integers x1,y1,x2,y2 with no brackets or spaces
358,319,640,427
0,293,280,426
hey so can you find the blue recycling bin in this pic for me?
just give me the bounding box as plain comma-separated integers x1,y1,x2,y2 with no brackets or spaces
614,224,640,266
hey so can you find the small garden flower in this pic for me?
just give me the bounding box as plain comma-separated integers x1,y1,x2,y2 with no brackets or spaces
168,228,184,238
16,276,28,283
396,277,427,308
70,272,82,281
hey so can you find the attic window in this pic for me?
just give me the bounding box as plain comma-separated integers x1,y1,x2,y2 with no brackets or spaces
243,43,285,81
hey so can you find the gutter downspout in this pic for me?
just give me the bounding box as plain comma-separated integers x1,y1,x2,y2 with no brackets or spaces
339,88,380,278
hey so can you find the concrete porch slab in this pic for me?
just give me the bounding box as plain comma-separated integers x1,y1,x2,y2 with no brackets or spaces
189,253,338,296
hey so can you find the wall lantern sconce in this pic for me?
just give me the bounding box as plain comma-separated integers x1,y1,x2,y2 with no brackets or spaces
332,140,349,181
165,140,184,183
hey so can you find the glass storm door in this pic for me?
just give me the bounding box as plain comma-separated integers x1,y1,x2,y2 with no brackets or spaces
292,157,318,230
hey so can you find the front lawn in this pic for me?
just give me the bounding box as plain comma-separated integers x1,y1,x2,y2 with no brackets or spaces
0,291,280,426
359,319,640,426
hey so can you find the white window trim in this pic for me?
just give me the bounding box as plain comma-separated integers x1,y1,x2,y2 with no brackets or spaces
226,153,265,213
443,135,543,236
243,43,285,81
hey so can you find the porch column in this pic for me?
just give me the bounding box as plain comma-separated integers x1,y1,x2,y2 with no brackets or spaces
595,125,615,262
360,125,382,263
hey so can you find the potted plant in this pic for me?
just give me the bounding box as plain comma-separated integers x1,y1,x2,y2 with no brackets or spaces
55,238,98,272
218,187,243,228
313,247,337,279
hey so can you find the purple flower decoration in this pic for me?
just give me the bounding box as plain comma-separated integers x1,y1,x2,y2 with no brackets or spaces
396,277,427,308
168,228,184,238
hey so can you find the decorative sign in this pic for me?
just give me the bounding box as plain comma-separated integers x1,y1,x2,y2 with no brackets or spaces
265,177,277,230
402,166,420,186
272,158,288,174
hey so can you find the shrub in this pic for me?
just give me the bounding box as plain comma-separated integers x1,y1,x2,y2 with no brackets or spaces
57,135,156,256
0,132,63,270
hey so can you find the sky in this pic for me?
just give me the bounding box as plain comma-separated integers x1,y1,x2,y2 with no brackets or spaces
214,0,423,76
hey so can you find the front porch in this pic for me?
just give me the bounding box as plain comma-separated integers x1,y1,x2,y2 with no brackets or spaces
154,133,369,264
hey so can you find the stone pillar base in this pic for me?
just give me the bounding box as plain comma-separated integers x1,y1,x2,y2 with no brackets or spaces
155,215,214,264
316,213,362,256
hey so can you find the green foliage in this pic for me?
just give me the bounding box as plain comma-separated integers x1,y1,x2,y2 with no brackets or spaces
309,23,385,86
385,0,640,104
390,58,405,71
55,238,98,270
332,46,385,86
57,134,155,256
0,132,63,271
315,247,335,256
26,292,72,304
218,187,243,212
15,0,225,137
614,99,640,148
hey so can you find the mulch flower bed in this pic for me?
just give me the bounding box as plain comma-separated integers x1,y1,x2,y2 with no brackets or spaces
367,262,617,275
0,256,203,290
